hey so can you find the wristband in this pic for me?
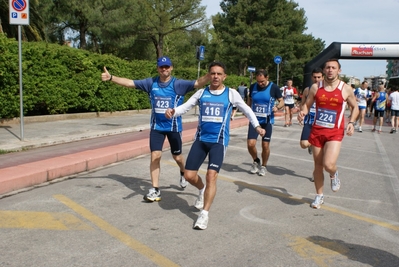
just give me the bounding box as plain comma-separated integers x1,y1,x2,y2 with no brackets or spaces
109,75,113,81
348,121,355,125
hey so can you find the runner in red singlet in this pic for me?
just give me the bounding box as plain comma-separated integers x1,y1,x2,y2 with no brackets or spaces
297,59,359,209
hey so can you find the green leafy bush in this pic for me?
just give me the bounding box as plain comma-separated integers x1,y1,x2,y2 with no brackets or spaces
0,34,245,119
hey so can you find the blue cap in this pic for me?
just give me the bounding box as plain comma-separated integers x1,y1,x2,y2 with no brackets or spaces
157,56,172,67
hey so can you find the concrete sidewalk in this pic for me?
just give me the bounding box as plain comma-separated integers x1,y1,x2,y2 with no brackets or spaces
0,109,270,197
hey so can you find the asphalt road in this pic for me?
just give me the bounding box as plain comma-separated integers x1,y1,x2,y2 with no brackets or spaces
1,119,398,267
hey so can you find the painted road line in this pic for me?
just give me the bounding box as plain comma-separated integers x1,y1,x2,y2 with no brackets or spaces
220,176,399,232
0,210,93,230
167,161,399,232
374,134,399,206
53,194,179,267
229,144,394,178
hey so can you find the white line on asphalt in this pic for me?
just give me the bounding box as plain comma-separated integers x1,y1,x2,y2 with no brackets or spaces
228,144,394,178
239,205,277,225
374,134,399,206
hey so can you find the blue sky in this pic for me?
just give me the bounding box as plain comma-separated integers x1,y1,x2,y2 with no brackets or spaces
202,0,399,79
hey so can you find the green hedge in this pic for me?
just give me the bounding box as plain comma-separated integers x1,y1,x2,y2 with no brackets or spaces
0,34,247,119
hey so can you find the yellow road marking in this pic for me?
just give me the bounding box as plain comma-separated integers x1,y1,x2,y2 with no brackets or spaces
171,162,399,232
54,194,179,267
224,178,399,231
0,211,93,230
286,234,346,267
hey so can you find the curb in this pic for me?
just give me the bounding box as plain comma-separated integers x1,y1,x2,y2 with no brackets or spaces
0,117,250,197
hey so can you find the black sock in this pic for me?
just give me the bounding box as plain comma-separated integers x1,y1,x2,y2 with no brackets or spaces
154,187,159,192
254,158,260,164
180,171,184,176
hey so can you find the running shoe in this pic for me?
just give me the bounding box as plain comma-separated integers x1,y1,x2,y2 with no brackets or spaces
358,127,362,133
180,175,188,188
258,166,267,176
250,161,260,174
194,193,204,210
308,146,312,155
194,213,209,230
371,128,376,132
311,194,324,209
330,171,340,192
390,129,397,134
143,188,161,202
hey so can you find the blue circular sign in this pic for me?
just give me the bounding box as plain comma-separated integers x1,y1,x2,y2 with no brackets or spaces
274,55,282,64
12,0,27,12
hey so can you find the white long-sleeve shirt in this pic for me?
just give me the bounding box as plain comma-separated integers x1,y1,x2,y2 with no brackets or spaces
174,87,261,129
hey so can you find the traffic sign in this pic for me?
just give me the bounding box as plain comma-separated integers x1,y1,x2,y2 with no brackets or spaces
247,66,256,72
199,45,205,61
9,0,30,25
274,55,282,64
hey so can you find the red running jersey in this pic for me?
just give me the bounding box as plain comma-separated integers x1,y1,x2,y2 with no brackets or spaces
313,81,347,131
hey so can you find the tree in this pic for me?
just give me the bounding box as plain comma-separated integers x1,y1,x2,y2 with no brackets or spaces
134,0,206,58
50,0,106,50
0,0,46,41
213,0,324,82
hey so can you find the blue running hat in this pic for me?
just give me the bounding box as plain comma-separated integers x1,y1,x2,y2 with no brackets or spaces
157,56,172,67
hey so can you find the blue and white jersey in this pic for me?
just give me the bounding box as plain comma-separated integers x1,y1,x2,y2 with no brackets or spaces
196,87,233,146
304,100,316,125
250,82,280,124
134,76,195,132
375,92,386,111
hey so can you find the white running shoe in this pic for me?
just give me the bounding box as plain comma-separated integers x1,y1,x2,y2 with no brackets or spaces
330,171,341,192
250,161,260,174
180,175,188,188
143,188,161,202
194,193,204,210
311,194,324,209
194,213,209,230
258,166,267,176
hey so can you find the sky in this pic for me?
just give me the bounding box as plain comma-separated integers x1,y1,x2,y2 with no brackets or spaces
201,0,399,79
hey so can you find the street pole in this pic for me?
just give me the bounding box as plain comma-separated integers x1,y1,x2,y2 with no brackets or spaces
195,60,200,115
18,25,24,141
277,63,279,87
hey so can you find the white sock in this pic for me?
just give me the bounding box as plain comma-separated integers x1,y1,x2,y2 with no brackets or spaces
199,186,206,195
201,210,209,216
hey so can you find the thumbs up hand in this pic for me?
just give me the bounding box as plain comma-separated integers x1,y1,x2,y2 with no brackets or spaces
101,66,112,82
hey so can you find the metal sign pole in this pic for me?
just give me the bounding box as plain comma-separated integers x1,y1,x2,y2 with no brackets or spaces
10,0,30,141
18,25,24,141
277,63,279,87
195,61,200,115
274,55,282,87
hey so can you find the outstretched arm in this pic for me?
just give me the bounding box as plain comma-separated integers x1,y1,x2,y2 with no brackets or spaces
101,66,136,88
194,73,211,88
165,89,203,118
